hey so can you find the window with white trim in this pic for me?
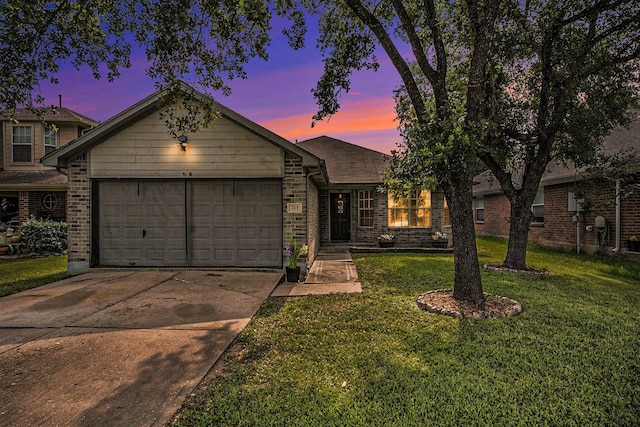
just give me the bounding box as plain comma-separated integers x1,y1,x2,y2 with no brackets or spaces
12,126,32,162
388,190,431,227
443,197,451,226
475,196,484,222
531,190,544,223
44,128,58,155
358,190,373,227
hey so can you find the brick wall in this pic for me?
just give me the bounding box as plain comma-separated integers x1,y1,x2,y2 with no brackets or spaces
307,177,320,264
320,187,448,247
66,154,91,273
283,152,308,263
21,191,67,221
474,173,640,253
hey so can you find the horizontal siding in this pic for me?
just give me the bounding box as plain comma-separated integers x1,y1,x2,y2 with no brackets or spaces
89,114,284,179
2,122,79,171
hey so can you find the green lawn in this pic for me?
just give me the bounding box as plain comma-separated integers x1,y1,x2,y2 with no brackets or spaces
0,256,68,297
174,237,640,426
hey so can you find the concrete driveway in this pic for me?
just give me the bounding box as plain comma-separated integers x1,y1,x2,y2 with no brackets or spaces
0,269,282,427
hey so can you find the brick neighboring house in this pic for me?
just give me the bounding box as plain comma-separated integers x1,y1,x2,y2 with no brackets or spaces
0,107,98,224
473,116,640,254
42,84,450,274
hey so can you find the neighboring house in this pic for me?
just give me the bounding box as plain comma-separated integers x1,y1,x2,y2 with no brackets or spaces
42,85,450,274
0,107,98,224
473,117,640,254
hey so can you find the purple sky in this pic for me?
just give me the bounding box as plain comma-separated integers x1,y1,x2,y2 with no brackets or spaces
35,20,404,154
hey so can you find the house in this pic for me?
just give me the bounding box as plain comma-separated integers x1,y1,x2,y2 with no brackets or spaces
297,136,450,247
42,84,449,274
473,116,640,254
0,107,98,224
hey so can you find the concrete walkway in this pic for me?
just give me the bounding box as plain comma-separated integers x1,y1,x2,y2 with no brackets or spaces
0,270,282,427
271,248,362,297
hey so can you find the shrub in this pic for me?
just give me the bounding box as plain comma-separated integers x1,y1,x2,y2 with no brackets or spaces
18,217,67,254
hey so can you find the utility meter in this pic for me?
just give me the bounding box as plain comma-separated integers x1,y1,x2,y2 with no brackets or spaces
595,216,606,229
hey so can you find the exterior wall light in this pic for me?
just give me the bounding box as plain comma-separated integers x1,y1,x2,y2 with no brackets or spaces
177,135,188,151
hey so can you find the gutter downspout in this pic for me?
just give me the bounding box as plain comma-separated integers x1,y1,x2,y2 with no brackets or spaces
615,179,621,252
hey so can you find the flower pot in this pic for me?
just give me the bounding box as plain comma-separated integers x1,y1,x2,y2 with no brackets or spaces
628,240,640,252
378,241,395,248
0,246,9,256
432,240,448,249
10,235,21,243
21,247,31,254
286,267,301,282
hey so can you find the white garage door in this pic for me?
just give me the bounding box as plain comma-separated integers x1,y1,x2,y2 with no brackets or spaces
97,180,282,267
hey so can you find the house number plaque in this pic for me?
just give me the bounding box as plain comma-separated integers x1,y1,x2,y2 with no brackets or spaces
287,203,302,214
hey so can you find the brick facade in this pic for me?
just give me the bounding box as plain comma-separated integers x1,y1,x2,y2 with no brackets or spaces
66,154,91,274
319,186,450,247
282,152,314,264
475,173,640,254
16,191,67,223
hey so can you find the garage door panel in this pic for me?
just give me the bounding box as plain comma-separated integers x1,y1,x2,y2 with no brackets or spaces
190,179,282,267
98,181,187,267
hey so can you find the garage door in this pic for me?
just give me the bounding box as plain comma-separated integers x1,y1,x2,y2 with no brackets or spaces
97,180,282,267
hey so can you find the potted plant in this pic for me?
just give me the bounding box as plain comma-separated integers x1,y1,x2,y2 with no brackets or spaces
432,231,448,248
628,235,640,252
377,233,395,248
285,239,308,282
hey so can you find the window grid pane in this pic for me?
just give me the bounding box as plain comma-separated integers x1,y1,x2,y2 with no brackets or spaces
358,190,374,227
12,126,32,162
44,129,57,154
388,190,431,228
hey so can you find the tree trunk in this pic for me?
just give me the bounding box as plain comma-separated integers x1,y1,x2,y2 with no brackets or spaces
444,178,485,305
503,196,533,269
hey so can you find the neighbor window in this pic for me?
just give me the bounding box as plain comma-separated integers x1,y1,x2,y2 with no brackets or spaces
44,128,58,155
12,126,32,162
531,190,544,223
475,197,485,222
388,190,430,227
358,190,374,227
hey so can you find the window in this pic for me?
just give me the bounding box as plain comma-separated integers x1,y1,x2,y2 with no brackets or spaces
44,128,58,155
531,190,544,223
475,197,484,222
12,126,32,162
358,190,373,227
388,190,430,227
443,197,451,226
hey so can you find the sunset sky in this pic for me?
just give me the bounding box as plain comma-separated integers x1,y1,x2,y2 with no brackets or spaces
35,19,404,154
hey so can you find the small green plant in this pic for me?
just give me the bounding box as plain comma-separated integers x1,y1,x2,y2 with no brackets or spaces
18,216,67,254
285,237,308,269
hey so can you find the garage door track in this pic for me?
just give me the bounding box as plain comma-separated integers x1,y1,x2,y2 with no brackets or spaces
0,269,282,427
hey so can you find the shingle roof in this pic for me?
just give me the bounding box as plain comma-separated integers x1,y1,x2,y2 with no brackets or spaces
0,170,67,188
1,107,98,128
296,136,388,184
474,115,640,195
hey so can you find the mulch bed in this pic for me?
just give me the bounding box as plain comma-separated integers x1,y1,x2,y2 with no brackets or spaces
483,263,549,275
417,289,523,319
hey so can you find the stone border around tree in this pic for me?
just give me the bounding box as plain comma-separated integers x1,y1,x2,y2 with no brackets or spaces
417,289,523,319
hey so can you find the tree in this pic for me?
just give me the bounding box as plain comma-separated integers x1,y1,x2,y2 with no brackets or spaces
303,0,508,304
473,1,640,269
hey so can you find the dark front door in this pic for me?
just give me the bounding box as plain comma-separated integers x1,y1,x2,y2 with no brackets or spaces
330,192,350,241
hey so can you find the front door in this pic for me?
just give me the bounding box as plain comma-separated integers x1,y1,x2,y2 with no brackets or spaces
330,192,350,241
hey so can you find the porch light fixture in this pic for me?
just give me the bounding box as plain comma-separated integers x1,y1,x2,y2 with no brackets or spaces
177,134,188,151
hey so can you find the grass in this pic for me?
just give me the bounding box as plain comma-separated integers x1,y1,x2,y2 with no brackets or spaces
0,255,68,297
174,236,640,426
